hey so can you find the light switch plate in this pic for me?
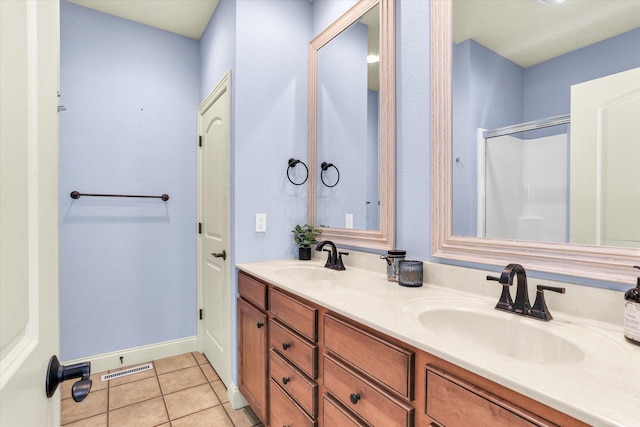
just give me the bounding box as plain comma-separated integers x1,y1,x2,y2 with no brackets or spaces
345,214,353,229
256,213,266,232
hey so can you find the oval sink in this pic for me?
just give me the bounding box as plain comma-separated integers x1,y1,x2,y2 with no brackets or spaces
418,308,585,364
275,266,350,281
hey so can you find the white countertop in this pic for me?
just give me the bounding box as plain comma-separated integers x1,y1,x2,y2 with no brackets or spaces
237,259,640,427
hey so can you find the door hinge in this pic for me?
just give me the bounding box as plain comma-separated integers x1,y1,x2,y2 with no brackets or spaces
198,222,202,234
199,309,203,320
198,135,202,147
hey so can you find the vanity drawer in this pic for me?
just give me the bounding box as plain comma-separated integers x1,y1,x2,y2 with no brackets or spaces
426,366,556,427
238,272,267,310
324,314,414,399
269,287,317,342
323,394,366,427
269,378,317,427
269,349,317,417
323,355,414,427
270,319,317,379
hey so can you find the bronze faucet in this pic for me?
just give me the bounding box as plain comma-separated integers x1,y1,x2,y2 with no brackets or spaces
487,264,564,321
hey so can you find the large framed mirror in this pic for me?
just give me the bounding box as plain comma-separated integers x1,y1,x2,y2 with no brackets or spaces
308,0,395,250
431,0,640,283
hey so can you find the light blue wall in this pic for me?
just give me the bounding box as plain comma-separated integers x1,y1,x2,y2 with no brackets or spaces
523,27,640,121
395,0,431,262
312,0,358,37
200,0,236,101
59,1,200,360
232,0,312,264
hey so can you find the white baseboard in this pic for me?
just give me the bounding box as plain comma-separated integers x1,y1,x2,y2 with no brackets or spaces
62,336,198,374
227,381,249,410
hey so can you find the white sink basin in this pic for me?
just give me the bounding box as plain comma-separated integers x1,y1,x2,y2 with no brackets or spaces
418,307,585,364
275,265,351,281
403,298,586,364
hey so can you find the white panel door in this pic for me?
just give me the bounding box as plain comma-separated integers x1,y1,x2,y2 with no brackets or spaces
198,72,232,389
0,1,61,425
570,67,640,247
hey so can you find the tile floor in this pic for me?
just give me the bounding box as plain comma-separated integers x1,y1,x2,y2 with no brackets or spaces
61,352,263,427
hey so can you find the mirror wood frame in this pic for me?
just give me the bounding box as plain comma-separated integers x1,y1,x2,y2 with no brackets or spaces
431,0,639,284
308,0,395,250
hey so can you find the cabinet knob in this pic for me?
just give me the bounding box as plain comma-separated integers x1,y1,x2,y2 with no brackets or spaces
282,342,291,350
256,322,264,329
349,393,361,404
282,377,290,385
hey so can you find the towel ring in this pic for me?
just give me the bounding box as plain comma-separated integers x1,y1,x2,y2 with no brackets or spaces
320,162,340,188
286,158,308,185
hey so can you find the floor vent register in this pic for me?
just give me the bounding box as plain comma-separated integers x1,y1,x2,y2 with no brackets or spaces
100,363,154,382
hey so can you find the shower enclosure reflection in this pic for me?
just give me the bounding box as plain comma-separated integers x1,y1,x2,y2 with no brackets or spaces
477,119,568,243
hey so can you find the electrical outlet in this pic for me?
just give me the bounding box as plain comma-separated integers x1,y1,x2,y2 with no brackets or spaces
256,213,267,232
345,214,353,229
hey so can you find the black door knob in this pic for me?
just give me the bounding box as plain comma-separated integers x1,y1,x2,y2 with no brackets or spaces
282,342,291,350
282,377,290,385
350,393,361,404
212,250,226,260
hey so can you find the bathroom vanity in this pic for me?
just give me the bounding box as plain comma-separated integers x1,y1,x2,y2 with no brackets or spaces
236,259,636,426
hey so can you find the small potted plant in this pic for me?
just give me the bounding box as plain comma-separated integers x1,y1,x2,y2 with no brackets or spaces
292,224,320,260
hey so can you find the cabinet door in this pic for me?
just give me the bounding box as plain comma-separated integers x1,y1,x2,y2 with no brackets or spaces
238,298,268,423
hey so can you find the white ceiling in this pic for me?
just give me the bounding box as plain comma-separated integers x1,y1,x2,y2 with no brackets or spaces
67,0,219,40
454,0,640,68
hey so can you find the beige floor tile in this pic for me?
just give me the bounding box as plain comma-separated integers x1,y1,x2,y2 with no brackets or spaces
210,379,229,403
223,402,262,427
192,351,208,365
61,389,108,425
109,376,161,410
171,406,234,427
60,371,108,401
154,353,197,375
108,396,169,427
61,412,107,427
107,364,157,387
200,363,220,382
158,365,207,395
164,383,220,420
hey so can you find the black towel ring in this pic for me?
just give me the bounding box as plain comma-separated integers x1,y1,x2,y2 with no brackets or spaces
286,158,308,185
320,162,340,188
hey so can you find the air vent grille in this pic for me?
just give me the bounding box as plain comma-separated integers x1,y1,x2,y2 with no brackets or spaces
100,363,153,382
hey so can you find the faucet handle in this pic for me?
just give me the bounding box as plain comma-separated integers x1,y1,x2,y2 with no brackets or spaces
487,275,513,311
335,252,349,271
530,285,565,321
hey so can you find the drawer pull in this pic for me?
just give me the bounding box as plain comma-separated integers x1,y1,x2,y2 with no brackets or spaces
282,377,290,385
257,321,264,329
349,393,361,405
282,342,291,350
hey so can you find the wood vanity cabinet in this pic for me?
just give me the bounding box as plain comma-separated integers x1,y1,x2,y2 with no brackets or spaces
237,271,588,427
323,313,415,426
268,287,319,426
237,274,268,424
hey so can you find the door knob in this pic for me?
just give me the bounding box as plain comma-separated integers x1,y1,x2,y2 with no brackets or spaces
350,393,361,404
46,355,92,402
282,342,291,350
212,250,226,260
